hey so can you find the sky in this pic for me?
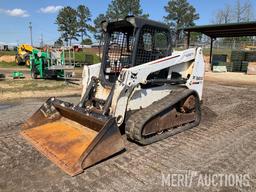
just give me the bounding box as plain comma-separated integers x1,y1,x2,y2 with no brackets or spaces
0,0,254,46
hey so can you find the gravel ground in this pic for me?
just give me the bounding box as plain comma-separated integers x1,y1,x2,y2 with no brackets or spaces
0,82,256,192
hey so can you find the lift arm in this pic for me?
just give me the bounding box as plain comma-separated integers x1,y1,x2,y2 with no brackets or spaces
111,48,205,125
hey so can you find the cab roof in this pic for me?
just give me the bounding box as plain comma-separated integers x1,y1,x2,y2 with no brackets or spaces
101,16,170,32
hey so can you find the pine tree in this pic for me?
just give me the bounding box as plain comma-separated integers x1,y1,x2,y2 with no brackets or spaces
77,5,92,42
93,14,107,41
92,0,149,41
106,0,148,21
56,7,79,46
164,0,199,45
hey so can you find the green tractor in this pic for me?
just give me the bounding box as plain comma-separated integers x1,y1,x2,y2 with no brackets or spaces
30,49,65,79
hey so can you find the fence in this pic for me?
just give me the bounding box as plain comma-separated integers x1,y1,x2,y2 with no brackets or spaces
174,39,256,51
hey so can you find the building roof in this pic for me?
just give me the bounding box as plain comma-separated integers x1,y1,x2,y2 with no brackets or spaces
184,21,256,38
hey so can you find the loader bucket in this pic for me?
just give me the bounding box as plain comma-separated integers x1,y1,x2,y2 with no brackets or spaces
21,98,124,176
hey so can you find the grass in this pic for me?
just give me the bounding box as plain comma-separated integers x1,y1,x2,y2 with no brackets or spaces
0,61,26,68
0,51,19,68
0,48,233,68
0,79,74,93
0,51,16,57
76,52,101,64
21,81,67,92
65,51,101,64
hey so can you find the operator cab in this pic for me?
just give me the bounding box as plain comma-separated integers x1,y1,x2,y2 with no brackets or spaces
100,16,172,85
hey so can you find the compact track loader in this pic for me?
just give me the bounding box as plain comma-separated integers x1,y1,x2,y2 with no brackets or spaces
21,16,205,176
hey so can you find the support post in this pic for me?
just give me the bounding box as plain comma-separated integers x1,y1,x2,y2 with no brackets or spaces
186,31,190,49
29,22,33,46
210,37,213,71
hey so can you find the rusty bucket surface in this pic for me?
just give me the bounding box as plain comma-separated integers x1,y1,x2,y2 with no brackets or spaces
21,98,124,176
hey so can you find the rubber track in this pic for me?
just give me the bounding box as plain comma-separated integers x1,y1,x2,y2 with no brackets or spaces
125,88,201,145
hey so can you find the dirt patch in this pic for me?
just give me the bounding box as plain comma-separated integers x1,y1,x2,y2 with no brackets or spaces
203,55,211,72
0,79,81,101
0,83,256,191
84,47,101,55
0,89,81,101
205,71,256,87
0,55,15,62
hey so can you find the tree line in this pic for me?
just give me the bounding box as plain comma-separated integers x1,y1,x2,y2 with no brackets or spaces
55,5,92,46
212,0,254,24
55,0,149,46
211,0,255,46
55,0,201,46
55,0,254,47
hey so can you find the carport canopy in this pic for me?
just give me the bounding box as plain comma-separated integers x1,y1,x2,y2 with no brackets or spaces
183,21,256,65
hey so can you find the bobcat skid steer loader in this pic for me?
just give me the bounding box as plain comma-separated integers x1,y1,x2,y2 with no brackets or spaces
21,16,205,176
